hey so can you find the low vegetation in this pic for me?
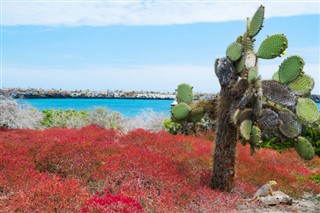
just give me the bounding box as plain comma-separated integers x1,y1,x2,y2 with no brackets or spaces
0,126,319,212
0,100,167,133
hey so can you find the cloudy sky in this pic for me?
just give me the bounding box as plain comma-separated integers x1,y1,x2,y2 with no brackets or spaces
1,0,319,93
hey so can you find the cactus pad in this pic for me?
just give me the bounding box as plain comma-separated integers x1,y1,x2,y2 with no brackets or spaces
295,136,315,160
279,111,301,139
251,125,262,145
288,74,314,96
240,120,253,140
296,98,319,123
171,103,191,121
272,71,279,81
249,5,265,37
248,67,258,83
232,109,241,124
176,83,193,104
257,34,288,59
257,108,279,130
261,80,296,107
189,107,205,123
239,93,254,109
236,56,246,73
278,56,304,84
226,42,243,61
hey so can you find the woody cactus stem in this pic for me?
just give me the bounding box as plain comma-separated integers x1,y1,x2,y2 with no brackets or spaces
211,86,238,191
211,5,319,191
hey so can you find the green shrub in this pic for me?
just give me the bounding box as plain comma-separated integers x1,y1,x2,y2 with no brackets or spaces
41,109,89,128
302,119,320,156
164,119,181,135
309,174,320,185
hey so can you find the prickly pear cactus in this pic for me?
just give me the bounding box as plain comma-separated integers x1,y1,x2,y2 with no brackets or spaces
214,5,319,160
171,83,204,123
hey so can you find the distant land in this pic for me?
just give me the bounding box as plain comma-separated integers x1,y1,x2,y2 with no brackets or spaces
0,88,319,103
0,88,214,100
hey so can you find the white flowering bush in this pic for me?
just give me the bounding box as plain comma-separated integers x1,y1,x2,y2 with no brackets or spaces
0,100,43,129
122,109,168,133
88,107,123,130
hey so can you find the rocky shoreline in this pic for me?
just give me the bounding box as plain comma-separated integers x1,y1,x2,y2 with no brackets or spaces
0,88,319,103
0,88,213,100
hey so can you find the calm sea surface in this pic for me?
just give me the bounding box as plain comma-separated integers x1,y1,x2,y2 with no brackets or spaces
18,98,173,118
17,99,320,118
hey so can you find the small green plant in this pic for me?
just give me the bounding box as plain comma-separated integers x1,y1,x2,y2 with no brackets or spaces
163,119,181,135
309,174,320,185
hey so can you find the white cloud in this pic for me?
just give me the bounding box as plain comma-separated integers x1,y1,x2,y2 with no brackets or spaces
2,1,319,26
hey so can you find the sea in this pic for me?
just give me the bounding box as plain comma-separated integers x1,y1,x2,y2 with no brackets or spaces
18,98,174,118
17,99,320,118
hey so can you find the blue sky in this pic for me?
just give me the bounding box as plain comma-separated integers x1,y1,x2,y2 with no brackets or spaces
1,1,319,93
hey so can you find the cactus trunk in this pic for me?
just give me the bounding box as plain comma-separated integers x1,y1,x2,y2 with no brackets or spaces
211,87,238,192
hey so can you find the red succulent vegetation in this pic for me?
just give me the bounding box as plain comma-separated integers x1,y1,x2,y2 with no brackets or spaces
0,125,319,212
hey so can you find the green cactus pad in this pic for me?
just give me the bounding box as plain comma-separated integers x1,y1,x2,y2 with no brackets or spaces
176,83,193,104
278,56,304,84
226,41,243,61
171,103,191,121
240,120,253,140
279,111,301,139
214,58,219,77
236,56,246,73
261,80,296,107
288,74,314,96
248,67,258,83
251,125,262,145
296,98,319,123
272,71,280,81
189,107,205,123
257,34,288,59
249,5,265,37
295,136,315,160
257,108,280,130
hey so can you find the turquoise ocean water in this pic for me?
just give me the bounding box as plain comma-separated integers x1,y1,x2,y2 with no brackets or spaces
18,98,173,118
18,99,320,118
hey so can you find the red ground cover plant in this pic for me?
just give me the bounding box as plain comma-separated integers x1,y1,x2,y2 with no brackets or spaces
0,125,319,212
